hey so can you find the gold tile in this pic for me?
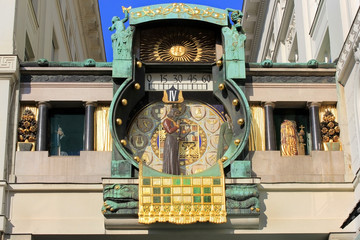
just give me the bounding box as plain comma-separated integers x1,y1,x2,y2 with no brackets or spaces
143,187,151,195
182,187,192,194
143,196,151,203
213,187,223,194
153,178,161,185
173,187,182,194
213,196,222,203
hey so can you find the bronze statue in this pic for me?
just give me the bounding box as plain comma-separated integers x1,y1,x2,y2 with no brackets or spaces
162,108,181,175
108,7,132,59
162,107,190,175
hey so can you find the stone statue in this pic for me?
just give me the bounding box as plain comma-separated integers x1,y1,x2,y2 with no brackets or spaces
217,114,233,160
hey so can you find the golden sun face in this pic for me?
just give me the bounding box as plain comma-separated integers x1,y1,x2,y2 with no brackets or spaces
170,45,186,57
140,27,215,63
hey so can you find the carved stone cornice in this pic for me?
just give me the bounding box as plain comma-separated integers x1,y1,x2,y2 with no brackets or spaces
0,55,20,81
337,7,360,85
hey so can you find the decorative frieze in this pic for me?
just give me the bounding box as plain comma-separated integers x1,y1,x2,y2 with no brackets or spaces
0,56,19,80
337,8,360,83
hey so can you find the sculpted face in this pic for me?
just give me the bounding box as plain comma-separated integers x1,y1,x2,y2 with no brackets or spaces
111,16,120,24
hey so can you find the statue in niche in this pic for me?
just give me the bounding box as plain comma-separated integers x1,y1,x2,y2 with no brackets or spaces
298,125,306,155
108,6,133,59
162,106,190,175
222,9,245,61
217,114,233,159
280,120,299,156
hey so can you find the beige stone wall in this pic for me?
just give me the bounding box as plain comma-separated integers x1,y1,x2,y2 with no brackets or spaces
6,184,355,235
13,0,105,62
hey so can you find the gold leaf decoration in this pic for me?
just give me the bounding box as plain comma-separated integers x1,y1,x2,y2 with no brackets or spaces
140,27,216,63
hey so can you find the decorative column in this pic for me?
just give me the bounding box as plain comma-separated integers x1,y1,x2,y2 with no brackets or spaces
36,102,49,151
309,102,322,151
264,102,276,150
84,102,96,151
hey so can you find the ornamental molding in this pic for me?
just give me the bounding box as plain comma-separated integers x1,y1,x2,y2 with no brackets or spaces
0,56,19,81
0,56,18,72
130,3,226,21
285,11,296,52
337,7,360,84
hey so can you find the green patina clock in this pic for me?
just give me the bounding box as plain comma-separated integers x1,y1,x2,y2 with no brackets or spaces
103,3,259,225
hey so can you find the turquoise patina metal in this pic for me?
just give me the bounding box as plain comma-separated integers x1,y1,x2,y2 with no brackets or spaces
102,183,260,215
221,9,246,80
129,3,228,26
109,8,134,78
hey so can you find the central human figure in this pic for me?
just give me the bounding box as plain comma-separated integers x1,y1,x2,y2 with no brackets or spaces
162,108,181,175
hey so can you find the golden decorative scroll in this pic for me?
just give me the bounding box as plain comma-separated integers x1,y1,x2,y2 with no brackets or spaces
138,160,226,224
131,3,226,20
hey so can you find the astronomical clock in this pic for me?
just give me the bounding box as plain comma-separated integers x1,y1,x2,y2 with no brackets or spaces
103,3,260,226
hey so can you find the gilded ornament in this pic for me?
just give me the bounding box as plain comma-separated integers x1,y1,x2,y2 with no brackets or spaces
134,156,140,162
232,99,239,106
136,61,143,68
216,59,223,67
237,118,245,126
134,83,141,90
131,3,226,21
221,156,228,162
234,139,240,146
121,99,128,106
140,27,215,63
122,6,132,13
120,139,127,146
116,118,122,125
218,83,225,90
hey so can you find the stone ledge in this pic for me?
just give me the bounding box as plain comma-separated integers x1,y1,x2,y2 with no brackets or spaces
15,151,111,183
251,151,346,183
104,215,259,230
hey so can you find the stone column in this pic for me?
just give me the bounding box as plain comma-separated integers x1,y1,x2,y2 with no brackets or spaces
36,102,49,151
309,102,322,151
264,102,276,150
84,102,96,151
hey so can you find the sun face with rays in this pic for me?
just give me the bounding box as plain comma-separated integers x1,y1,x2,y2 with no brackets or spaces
140,27,216,63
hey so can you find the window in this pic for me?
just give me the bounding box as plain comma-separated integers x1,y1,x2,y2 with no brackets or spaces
49,108,85,156
24,34,35,61
317,29,331,63
51,32,59,61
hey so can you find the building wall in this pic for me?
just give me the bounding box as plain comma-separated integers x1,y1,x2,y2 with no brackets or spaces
13,0,105,62
243,0,360,63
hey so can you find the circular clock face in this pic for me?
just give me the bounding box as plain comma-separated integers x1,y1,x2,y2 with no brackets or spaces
127,100,227,175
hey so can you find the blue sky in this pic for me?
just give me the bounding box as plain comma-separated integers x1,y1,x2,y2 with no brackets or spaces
99,0,244,62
